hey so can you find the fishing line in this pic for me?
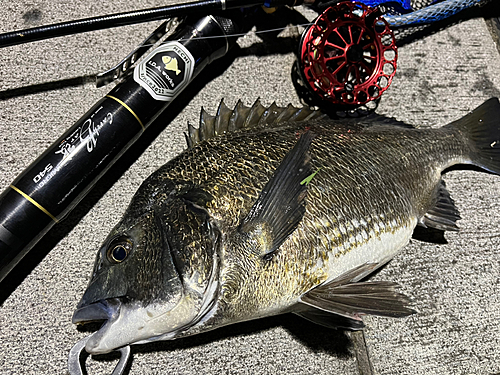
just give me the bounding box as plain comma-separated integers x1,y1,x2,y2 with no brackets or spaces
134,23,315,48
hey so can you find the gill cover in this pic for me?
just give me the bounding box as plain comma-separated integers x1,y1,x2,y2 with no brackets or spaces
73,179,221,353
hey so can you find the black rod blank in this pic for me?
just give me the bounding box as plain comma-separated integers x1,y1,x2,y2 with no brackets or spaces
0,0,263,48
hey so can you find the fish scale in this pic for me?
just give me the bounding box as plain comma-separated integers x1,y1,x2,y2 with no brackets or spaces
158,122,445,319
72,98,500,355
205,118,459,289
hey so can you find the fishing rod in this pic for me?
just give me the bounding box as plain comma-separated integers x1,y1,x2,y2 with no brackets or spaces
0,0,485,50
0,0,305,283
0,0,304,48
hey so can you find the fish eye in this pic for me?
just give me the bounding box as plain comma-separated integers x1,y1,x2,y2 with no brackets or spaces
106,236,133,264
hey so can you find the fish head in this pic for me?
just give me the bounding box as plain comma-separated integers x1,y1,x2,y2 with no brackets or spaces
72,181,220,354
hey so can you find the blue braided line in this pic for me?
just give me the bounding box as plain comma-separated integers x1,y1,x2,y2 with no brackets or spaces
361,0,412,10
383,0,485,27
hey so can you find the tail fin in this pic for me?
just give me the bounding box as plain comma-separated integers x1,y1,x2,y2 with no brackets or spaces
445,98,500,175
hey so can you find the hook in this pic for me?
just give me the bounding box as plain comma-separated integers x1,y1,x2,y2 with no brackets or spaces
68,335,131,375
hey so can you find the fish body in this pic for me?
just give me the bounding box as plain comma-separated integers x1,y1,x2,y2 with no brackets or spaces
73,98,500,354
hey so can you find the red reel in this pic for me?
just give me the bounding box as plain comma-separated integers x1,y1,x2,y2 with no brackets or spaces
299,1,397,107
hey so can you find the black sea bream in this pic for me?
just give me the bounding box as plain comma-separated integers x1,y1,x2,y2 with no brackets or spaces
73,98,500,354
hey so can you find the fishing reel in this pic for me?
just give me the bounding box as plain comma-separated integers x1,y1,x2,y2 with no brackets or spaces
296,1,397,110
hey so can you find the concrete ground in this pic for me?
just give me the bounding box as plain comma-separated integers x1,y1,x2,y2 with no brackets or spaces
1,1,500,374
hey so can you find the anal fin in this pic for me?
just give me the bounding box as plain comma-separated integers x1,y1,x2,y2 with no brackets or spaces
420,180,461,232
295,306,365,330
296,264,415,330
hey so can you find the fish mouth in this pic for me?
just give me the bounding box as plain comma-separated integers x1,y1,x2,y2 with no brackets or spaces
72,299,119,326
72,298,124,355
71,296,199,355
71,294,220,355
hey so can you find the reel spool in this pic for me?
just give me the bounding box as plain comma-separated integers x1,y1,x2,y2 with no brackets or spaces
298,1,397,107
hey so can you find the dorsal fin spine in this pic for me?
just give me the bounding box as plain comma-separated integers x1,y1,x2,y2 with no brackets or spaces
185,99,325,148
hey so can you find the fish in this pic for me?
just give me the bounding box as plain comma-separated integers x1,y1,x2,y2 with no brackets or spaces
72,97,500,355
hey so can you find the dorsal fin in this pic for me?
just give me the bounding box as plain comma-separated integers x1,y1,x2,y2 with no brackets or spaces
358,114,416,129
185,99,326,148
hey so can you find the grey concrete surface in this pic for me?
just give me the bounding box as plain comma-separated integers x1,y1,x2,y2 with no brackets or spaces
0,1,499,374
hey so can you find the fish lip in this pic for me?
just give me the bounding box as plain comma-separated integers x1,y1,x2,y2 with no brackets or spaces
72,298,129,355
72,298,121,325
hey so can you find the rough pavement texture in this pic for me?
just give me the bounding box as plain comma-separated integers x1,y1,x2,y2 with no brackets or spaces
0,1,499,374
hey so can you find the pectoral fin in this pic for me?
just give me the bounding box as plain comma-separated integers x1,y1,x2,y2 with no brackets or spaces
238,131,315,259
296,264,415,330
